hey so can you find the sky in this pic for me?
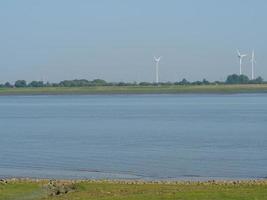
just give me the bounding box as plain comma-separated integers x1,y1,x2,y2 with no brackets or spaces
0,0,266,83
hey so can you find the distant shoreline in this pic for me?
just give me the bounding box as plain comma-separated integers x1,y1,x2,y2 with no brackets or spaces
0,84,267,95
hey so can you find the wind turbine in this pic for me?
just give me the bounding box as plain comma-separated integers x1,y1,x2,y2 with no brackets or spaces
154,56,162,84
237,49,247,75
251,50,256,80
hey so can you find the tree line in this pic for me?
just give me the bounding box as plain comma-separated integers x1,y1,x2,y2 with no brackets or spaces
0,74,264,88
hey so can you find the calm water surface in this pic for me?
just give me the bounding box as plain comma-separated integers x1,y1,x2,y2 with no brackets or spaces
0,94,267,180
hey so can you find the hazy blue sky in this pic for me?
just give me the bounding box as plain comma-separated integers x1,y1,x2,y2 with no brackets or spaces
0,0,266,82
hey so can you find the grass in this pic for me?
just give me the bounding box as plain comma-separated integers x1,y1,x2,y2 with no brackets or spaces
1,180,267,200
0,84,267,95
0,181,46,200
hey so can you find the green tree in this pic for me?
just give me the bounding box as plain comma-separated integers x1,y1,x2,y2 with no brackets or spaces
179,78,190,85
28,81,44,87
202,79,210,85
226,74,249,84
226,74,239,84
15,80,27,88
139,82,151,86
4,82,12,88
251,76,264,84
91,79,107,86
239,75,249,84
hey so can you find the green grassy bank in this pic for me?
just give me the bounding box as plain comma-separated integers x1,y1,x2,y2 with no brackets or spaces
1,179,267,200
0,84,267,95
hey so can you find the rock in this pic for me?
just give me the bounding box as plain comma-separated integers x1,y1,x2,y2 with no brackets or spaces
0,179,7,184
45,180,76,196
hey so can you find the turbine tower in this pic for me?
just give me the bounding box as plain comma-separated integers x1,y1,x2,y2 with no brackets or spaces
154,56,161,84
251,50,256,80
237,49,247,75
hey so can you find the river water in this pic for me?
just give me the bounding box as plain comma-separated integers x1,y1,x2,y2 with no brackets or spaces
0,94,267,180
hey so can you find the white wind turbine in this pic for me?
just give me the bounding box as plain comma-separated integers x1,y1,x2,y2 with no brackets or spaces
154,56,162,84
237,49,247,75
251,50,256,80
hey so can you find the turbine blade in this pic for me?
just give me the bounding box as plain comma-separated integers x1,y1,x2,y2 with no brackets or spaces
237,49,241,56
154,56,162,62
